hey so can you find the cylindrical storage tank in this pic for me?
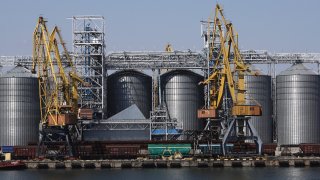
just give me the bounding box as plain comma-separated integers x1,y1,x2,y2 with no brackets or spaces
245,74,273,143
0,65,40,146
107,70,152,118
277,63,320,145
161,70,204,138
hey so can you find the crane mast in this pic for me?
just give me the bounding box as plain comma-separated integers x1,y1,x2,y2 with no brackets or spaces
199,4,263,155
32,17,84,157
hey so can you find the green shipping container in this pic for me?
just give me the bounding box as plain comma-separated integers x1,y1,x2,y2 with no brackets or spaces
148,144,191,157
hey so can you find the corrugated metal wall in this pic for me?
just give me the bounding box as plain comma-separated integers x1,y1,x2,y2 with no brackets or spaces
245,75,273,143
277,68,320,145
107,70,152,118
161,70,204,137
0,77,40,146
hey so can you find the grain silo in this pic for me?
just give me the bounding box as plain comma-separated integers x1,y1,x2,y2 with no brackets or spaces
0,65,40,146
161,70,204,138
106,70,152,119
245,71,273,143
277,63,320,145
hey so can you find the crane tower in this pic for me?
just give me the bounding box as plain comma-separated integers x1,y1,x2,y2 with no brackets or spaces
32,17,85,157
199,4,263,155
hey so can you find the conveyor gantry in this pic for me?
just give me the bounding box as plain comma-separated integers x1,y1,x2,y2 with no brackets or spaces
2,51,320,70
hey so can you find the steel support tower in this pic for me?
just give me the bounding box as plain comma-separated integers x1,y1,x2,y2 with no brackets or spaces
71,16,105,119
150,107,183,140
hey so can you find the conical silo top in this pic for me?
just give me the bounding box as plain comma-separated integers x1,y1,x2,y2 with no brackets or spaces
2,65,36,78
279,63,317,76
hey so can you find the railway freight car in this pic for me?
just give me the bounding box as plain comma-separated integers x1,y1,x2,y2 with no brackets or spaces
262,143,277,156
148,144,192,158
299,144,320,156
198,144,234,157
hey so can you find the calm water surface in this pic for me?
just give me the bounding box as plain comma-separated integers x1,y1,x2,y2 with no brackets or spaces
1,168,320,180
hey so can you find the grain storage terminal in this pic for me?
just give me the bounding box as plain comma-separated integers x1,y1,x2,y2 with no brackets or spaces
0,3,320,169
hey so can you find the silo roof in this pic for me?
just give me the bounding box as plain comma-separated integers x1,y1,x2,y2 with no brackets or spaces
161,69,203,78
110,69,150,77
279,63,317,75
2,65,37,78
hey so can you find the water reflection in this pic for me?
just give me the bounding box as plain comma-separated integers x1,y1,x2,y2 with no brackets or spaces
0,167,319,180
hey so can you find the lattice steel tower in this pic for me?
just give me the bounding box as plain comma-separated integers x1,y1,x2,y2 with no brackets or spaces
71,16,105,119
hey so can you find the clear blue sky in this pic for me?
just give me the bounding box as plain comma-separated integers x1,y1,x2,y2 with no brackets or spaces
1,0,320,55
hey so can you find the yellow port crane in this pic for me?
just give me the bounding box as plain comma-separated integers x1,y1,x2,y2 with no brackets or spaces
198,4,263,155
32,17,85,157
165,43,173,52
199,4,261,117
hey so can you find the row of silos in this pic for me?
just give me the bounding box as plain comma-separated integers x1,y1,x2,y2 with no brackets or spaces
0,63,317,146
105,63,320,145
106,70,205,139
105,70,269,141
105,69,273,142
245,63,320,145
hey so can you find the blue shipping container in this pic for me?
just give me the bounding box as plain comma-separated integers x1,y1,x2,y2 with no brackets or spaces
1,146,14,153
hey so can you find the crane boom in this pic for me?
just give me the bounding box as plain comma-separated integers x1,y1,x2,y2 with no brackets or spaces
199,4,261,118
32,17,81,126
32,16,88,157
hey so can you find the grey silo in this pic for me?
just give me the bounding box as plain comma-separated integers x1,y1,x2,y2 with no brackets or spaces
106,70,152,119
0,65,40,146
160,70,205,137
245,74,273,143
276,63,320,145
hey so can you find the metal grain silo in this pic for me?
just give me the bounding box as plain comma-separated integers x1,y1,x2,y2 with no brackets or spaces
161,70,204,137
0,65,40,146
277,63,320,145
245,74,273,143
107,70,152,118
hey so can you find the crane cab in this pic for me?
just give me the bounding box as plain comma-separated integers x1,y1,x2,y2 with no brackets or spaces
231,105,262,116
197,108,217,119
78,108,94,120
48,113,77,126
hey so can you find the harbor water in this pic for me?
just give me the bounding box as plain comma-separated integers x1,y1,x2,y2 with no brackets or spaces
0,168,320,180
